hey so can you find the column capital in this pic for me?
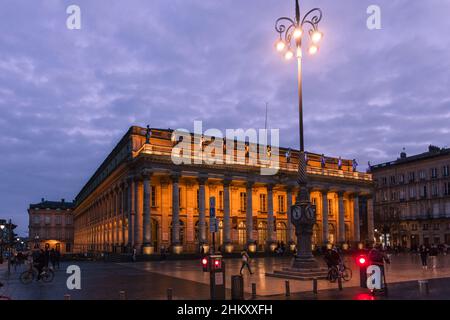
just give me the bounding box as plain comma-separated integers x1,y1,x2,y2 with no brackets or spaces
267,183,275,191
170,171,181,183
246,180,254,189
223,175,232,186
336,190,345,197
141,168,153,179
198,173,208,185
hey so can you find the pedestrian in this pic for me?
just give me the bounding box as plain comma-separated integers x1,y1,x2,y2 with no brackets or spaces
160,245,167,261
55,249,61,269
34,250,45,281
369,245,390,292
132,246,137,262
239,248,253,275
49,249,56,270
429,244,438,269
419,245,429,269
44,247,50,268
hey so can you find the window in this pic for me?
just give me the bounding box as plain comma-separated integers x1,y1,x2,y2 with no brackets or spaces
151,186,157,207
44,216,51,225
399,174,405,184
383,191,388,201
419,170,426,180
219,191,224,210
409,187,416,198
412,224,418,231
278,195,285,213
423,224,429,231
382,177,387,185
399,190,406,200
33,215,40,225
55,216,61,225
444,182,450,196
390,192,396,201
420,185,427,198
408,172,415,182
328,199,333,216
66,216,72,225
240,192,247,212
238,222,246,245
444,165,450,177
432,184,439,197
431,168,438,179
259,194,267,212
390,176,396,185
276,222,287,243
434,223,440,230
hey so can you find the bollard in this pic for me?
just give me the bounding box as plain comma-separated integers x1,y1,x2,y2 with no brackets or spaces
64,294,71,301
251,283,256,299
119,290,127,300
231,275,244,300
167,288,173,300
418,280,429,295
338,276,343,291
313,278,318,295
285,281,290,297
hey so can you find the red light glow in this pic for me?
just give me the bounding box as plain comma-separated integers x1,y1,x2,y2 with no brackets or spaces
202,258,208,265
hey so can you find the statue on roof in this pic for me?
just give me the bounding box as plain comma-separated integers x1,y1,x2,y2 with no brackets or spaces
145,125,152,144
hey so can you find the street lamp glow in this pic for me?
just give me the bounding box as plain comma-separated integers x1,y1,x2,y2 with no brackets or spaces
285,49,294,60
308,45,318,55
276,40,286,52
311,31,323,43
0,225,4,230
293,27,303,39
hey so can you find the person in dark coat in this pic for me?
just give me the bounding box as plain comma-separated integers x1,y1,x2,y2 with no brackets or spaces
44,248,50,268
55,250,61,269
419,245,429,269
34,250,46,280
49,249,56,270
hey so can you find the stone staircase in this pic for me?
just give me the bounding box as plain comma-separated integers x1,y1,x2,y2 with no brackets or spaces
266,267,328,281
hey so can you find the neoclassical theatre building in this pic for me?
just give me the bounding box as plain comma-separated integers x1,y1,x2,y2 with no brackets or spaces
73,126,374,254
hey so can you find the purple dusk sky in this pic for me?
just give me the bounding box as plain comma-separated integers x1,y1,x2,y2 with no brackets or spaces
0,0,449,236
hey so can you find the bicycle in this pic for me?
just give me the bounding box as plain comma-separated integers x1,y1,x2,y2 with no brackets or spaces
20,263,55,284
327,263,352,282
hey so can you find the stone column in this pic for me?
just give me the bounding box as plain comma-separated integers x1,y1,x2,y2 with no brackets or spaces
223,178,232,252
267,184,275,251
127,177,135,249
286,186,294,245
115,188,120,252
142,169,154,254
353,193,361,243
171,173,182,253
337,191,345,243
321,190,329,245
120,183,126,250
134,177,141,251
246,181,254,248
367,197,375,244
198,175,207,245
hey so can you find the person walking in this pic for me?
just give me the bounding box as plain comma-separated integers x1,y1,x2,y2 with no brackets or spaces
419,245,429,269
239,249,253,275
429,244,438,269
49,249,56,270
132,246,137,262
55,249,61,269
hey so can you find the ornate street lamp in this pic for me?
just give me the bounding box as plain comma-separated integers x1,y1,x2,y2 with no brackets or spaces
274,0,323,270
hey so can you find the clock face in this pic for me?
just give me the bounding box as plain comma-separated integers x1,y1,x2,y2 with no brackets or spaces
306,205,315,219
291,205,301,220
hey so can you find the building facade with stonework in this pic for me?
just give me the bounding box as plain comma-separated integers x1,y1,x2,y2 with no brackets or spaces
371,146,450,249
73,126,374,254
28,199,75,253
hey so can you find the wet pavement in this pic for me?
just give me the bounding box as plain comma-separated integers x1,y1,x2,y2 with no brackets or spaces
1,253,450,300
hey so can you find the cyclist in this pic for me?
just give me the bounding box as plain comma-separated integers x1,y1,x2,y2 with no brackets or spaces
324,247,342,270
33,249,46,281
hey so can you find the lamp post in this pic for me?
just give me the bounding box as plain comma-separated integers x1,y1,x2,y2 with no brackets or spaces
0,224,4,264
274,0,323,270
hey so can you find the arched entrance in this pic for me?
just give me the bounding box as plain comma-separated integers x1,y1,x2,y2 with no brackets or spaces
328,223,336,244
238,221,246,246
276,222,287,244
170,220,185,246
258,221,267,250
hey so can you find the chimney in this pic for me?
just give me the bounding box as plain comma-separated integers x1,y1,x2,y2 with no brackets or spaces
61,198,65,203
400,148,407,159
41,198,45,203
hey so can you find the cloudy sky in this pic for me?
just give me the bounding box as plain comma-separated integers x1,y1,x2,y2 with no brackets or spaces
1,0,449,235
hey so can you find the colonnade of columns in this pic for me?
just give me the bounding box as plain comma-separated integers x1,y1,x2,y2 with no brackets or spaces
74,169,374,254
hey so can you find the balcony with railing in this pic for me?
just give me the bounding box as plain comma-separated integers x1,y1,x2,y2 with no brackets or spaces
137,141,372,182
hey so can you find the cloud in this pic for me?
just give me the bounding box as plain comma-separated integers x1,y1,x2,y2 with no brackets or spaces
0,0,449,235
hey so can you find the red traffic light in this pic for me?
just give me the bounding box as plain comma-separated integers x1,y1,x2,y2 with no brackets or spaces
357,255,367,266
202,258,208,265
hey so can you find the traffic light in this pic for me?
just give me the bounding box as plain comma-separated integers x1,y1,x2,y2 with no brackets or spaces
357,254,369,288
201,257,209,272
213,258,222,270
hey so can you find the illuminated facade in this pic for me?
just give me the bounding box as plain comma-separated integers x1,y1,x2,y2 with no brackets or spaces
73,126,374,254
28,199,74,253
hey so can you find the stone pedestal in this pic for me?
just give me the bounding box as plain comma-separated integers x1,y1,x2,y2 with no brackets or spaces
142,245,154,255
